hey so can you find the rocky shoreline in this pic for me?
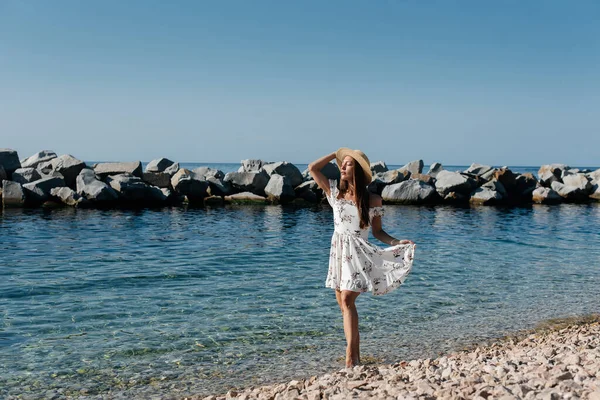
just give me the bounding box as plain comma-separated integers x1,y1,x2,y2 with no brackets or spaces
193,316,600,400
1,149,599,209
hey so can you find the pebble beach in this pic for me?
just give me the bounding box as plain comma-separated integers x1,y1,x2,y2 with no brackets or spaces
196,316,600,400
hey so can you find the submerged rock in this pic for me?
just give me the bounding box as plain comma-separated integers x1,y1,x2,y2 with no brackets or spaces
224,192,268,204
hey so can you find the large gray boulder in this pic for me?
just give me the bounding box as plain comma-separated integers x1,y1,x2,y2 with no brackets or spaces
465,163,493,176
562,173,593,193
481,180,508,198
12,168,42,185
480,168,498,182
368,170,410,195
370,161,388,175
515,173,538,199
193,167,225,180
145,158,175,173
470,181,506,205
294,180,321,203
381,180,438,204
206,177,232,196
240,159,264,173
538,164,569,187
0,149,21,177
20,150,57,169
164,162,180,176
532,187,562,204
36,160,54,175
224,170,269,195
94,161,143,179
410,173,434,185
76,168,119,203
551,180,590,202
170,169,209,201
2,180,25,207
427,162,443,178
470,187,503,205
50,187,87,207
23,176,66,203
588,169,600,182
142,172,171,188
590,169,600,201
399,160,424,175
50,155,86,187
264,174,295,203
493,168,518,196
262,162,303,187
590,183,600,201
107,174,153,202
434,170,478,197
304,162,340,181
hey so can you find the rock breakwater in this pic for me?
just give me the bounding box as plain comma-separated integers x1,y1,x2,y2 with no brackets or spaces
1,149,599,209
196,318,600,400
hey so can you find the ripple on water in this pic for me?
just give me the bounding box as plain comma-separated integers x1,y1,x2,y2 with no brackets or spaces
1,203,600,397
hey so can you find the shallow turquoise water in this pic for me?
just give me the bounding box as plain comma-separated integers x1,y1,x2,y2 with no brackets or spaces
1,177,600,397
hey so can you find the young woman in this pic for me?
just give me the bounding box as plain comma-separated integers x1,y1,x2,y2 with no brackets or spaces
308,148,416,368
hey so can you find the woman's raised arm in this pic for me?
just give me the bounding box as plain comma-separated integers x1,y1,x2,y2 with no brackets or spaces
308,151,337,198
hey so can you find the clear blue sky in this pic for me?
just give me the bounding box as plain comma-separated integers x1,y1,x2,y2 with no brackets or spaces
1,1,598,167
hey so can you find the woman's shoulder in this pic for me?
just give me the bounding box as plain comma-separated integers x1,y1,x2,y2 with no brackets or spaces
368,192,382,208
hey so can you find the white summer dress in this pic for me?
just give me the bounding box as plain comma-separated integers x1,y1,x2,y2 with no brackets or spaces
325,179,415,295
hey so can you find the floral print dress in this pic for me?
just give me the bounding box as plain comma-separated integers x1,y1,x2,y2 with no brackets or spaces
326,180,415,295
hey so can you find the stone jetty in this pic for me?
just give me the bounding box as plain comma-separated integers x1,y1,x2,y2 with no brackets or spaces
1,148,599,209
195,318,600,400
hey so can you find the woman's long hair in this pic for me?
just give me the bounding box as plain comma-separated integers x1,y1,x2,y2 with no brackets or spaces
338,160,370,229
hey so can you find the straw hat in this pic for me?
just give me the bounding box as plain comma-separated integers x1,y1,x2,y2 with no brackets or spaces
335,147,372,183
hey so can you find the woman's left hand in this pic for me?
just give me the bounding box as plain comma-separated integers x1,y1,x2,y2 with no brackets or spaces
392,239,415,246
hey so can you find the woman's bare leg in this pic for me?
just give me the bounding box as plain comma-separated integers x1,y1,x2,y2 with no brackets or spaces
336,290,360,367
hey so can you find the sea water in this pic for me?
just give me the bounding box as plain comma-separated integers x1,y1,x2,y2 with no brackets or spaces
1,164,599,398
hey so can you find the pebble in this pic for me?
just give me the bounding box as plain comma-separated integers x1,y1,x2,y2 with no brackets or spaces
199,322,600,399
